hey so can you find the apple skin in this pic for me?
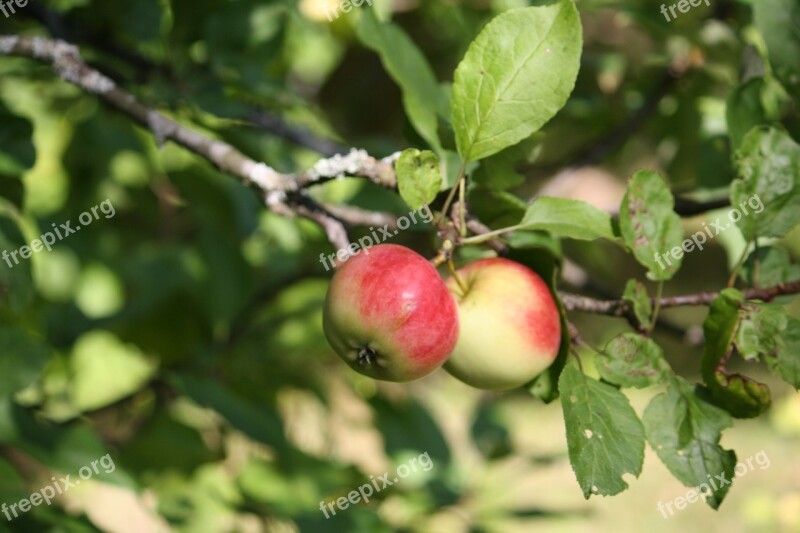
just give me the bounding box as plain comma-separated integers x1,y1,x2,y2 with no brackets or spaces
444,258,562,391
323,244,459,382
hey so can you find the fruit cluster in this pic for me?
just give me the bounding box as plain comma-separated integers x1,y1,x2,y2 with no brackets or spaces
323,244,562,391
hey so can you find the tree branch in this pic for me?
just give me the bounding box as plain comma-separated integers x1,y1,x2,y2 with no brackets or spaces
560,280,800,317
0,35,404,252
0,37,295,194
323,204,399,230
672,195,731,217
25,3,350,158
247,109,348,158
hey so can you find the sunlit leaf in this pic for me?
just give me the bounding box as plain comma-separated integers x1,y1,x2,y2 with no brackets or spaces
452,1,582,161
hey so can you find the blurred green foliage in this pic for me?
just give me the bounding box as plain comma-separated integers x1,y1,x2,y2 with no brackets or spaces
0,0,799,532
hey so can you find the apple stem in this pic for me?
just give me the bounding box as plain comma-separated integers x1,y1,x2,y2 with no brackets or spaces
458,177,467,237
358,347,377,367
447,260,468,295
437,161,467,228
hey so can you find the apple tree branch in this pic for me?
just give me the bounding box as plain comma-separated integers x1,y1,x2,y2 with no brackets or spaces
3,35,798,325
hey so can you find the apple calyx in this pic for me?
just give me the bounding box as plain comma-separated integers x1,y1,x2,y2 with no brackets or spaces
357,346,378,367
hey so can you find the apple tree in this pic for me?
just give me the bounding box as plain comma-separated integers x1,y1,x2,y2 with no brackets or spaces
0,0,799,530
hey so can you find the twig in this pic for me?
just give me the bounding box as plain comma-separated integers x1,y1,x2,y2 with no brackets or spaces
521,70,680,176
560,280,800,317
0,35,397,195
465,219,508,254
322,204,399,230
247,110,348,157
24,4,347,158
0,35,402,249
0,37,293,195
294,149,400,189
289,196,351,251
673,196,731,217
647,281,664,336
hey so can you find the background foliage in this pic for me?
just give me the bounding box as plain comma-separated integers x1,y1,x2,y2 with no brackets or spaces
1,0,799,531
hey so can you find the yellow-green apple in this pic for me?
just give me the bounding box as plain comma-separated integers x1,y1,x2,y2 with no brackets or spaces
323,244,459,382
444,258,561,390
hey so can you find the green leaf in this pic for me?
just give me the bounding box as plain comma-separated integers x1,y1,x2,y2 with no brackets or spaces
622,279,653,331
619,170,684,281
505,230,562,259
701,290,771,419
0,458,26,505
643,376,737,510
754,0,800,100
0,104,36,175
120,411,218,474
395,149,442,210
559,363,645,498
171,375,289,452
737,302,800,389
519,197,616,241
472,136,538,190
466,186,527,229
71,331,158,412
371,395,450,463
443,149,466,189
726,78,767,150
0,327,50,397
357,10,444,154
731,127,800,240
767,315,800,389
237,458,323,514
451,1,582,162
0,213,34,315
471,402,512,459
740,246,800,287
0,398,134,488
736,302,785,362
596,334,670,389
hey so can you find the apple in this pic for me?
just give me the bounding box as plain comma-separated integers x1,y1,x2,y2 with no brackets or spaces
444,258,561,391
323,244,459,382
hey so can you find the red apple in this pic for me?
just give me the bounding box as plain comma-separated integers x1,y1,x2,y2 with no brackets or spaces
444,258,561,391
323,244,459,382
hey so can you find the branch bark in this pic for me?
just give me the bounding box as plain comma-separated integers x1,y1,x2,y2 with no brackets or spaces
0,37,293,196
560,280,800,317
247,109,349,158
0,35,404,251
5,36,796,325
